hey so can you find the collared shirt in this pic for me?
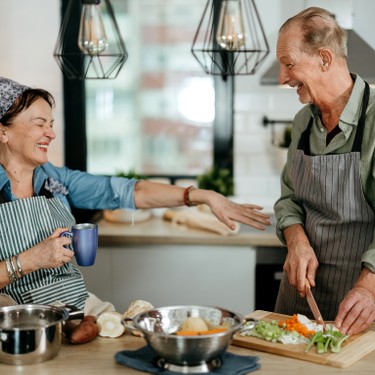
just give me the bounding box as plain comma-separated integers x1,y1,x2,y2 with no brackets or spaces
0,162,138,212
274,74,375,271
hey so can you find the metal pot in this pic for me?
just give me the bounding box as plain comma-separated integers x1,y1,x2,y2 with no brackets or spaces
123,305,256,372
0,304,83,365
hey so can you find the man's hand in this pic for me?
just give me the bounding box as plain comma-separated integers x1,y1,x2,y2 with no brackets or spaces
283,224,319,296
335,268,375,335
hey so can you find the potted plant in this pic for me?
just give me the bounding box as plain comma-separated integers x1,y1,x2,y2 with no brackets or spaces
279,126,292,148
197,167,234,197
273,125,292,172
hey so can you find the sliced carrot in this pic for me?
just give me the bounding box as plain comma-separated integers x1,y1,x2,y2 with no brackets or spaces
176,327,228,336
278,314,315,337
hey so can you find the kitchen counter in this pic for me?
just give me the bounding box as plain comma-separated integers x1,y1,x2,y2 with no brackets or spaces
97,214,283,247
1,332,374,374
80,213,285,314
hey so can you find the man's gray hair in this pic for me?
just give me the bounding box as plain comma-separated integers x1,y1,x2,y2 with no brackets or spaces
279,7,348,59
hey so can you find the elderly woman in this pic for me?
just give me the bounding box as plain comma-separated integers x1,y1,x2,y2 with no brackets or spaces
0,76,270,314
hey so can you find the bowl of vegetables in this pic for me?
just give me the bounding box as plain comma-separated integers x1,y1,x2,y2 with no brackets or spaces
123,305,251,369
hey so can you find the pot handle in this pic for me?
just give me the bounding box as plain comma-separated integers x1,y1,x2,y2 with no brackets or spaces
64,304,84,320
238,317,258,333
122,317,142,333
122,317,134,329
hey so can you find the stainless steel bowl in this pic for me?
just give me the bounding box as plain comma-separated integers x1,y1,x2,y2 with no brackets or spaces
124,305,246,367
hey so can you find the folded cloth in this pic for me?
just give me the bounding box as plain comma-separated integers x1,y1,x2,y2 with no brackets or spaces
114,345,260,375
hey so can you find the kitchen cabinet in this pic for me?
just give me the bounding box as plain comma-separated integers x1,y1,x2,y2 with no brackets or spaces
79,244,256,315
255,246,287,311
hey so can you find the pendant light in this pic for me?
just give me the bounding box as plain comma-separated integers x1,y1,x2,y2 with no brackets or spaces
191,0,269,76
54,0,128,80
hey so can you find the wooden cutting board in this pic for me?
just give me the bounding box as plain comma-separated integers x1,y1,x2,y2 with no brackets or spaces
232,310,375,368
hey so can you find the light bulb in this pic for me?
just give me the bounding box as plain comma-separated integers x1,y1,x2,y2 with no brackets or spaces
78,0,109,55
216,0,246,51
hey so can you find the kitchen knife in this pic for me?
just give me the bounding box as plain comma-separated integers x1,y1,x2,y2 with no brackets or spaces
305,279,326,330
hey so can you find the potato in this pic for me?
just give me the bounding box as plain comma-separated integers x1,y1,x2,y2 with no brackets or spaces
180,317,208,332
70,315,100,345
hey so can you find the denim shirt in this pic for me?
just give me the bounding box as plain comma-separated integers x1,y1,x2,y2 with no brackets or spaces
0,162,137,212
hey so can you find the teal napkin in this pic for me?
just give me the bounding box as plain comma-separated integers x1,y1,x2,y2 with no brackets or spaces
114,345,260,375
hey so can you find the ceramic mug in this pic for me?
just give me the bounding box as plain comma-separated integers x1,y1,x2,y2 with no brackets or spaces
60,223,98,266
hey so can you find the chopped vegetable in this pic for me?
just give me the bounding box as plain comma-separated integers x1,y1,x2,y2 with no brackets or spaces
241,314,349,353
279,314,315,338
305,329,350,354
176,327,228,336
241,320,308,344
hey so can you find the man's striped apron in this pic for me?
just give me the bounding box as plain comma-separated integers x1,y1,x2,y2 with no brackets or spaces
275,82,374,320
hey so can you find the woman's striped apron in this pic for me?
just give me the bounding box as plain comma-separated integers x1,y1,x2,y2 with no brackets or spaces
0,195,88,309
275,82,374,320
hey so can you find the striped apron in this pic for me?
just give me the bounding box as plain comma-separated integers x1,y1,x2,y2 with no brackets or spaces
275,82,374,320
0,195,88,309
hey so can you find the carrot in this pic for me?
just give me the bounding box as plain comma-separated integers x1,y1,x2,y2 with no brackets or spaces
176,327,228,336
278,314,315,337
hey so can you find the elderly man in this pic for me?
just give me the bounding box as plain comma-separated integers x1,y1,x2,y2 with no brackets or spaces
274,7,375,335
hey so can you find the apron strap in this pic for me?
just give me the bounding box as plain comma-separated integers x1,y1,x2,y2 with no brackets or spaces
297,118,313,155
351,81,370,153
0,180,54,204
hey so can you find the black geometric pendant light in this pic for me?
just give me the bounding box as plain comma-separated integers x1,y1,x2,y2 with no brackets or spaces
191,0,269,76
54,0,128,80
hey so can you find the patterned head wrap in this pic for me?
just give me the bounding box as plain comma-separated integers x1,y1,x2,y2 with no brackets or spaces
0,77,30,121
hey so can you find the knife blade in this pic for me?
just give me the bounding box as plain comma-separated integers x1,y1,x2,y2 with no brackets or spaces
305,279,326,330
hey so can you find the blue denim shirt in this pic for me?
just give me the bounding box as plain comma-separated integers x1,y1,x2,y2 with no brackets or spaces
0,162,137,212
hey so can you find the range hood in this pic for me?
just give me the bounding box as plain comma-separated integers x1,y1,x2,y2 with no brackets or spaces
260,30,375,85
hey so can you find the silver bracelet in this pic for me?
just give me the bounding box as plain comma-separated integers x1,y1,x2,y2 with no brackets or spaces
5,258,18,283
14,254,25,277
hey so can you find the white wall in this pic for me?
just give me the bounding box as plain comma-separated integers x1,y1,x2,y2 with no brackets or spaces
0,0,64,166
233,0,375,210
1,0,374,208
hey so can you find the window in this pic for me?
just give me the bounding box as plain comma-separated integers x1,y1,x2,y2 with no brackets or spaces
85,0,215,177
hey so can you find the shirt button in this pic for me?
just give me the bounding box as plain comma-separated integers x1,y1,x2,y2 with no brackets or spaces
320,128,324,132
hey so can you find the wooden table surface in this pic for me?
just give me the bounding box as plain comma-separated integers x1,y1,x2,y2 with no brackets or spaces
1,332,374,374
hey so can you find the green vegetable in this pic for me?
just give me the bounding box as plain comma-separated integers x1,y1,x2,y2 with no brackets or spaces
305,329,349,354
243,320,285,343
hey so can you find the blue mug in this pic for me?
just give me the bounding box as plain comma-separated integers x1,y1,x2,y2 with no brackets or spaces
60,223,98,266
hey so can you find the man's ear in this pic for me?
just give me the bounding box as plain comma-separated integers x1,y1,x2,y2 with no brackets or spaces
319,48,333,71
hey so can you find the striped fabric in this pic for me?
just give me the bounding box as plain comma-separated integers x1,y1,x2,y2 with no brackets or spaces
275,150,374,320
275,83,373,321
0,196,88,309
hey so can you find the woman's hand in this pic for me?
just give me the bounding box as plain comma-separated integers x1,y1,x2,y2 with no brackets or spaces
133,181,271,230
283,224,319,296
205,191,271,230
23,228,75,272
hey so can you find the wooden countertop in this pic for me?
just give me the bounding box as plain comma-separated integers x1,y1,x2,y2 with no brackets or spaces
97,215,283,247
2,333,373,374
